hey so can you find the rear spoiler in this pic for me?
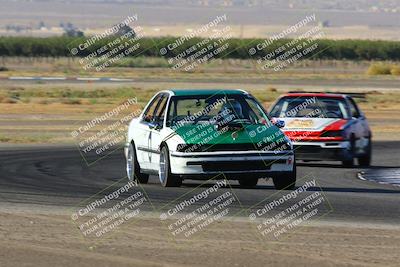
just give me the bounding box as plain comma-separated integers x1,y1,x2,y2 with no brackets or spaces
287,91,367,99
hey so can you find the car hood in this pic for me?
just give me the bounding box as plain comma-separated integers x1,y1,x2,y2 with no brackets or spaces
276,117,343,131
173,123,284,146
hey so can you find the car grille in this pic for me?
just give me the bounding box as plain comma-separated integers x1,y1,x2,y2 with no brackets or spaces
188,159,286,172
178,143,259,152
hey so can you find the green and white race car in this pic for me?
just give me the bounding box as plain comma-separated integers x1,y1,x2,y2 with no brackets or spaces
125,89,296,189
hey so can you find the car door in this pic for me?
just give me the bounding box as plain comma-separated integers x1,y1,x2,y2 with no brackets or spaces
148,94,169,170
347,97,368,153
137,93,163,169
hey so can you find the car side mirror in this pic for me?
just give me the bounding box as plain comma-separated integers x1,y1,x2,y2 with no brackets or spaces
273,119,285,128
148,121,162,130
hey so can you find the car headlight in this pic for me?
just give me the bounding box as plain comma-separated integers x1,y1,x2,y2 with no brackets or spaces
176,144,188,152
176,144,199,152
284,136,293,150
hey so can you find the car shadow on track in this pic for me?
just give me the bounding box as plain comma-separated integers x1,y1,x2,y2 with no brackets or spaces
303,186,400,194
297,162,399,169
179,174,400,194
181,182,400,194
180,182,400,193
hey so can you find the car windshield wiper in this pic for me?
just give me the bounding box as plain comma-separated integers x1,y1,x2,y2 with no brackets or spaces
192,115,210,124
230,118,252,124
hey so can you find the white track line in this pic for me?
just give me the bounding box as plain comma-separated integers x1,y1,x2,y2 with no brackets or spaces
76,77,101,81
39,77,67,80
9,76,35,80
109,78,134,82
7,76,133,82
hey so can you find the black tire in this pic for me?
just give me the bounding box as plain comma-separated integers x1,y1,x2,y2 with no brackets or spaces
272,162,297,190
238,177,259,188
159,146,182,187
358,137,372,167
126,142,149,184
342,158,354,167
342,136,355,167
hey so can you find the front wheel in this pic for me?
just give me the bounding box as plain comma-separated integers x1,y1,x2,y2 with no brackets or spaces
342,136,355,167
358,137,372,167
126,142,149,184
159,146,182,187
342,158,354,167
238,177,259,188
272,163,296,190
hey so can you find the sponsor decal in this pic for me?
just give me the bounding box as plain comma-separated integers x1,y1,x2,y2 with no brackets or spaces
283,118,340,131
286,119,314,128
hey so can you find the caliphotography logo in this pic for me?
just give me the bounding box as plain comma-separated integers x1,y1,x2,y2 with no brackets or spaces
246,175,333,243
1,1,400,267
70,97,143,165
158,174,243,240
70,177,154,241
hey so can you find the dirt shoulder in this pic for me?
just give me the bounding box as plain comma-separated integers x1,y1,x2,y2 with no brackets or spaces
0,206,399,267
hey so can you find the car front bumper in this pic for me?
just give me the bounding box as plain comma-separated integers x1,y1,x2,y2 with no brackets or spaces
293,141,351,161
169,150,295,178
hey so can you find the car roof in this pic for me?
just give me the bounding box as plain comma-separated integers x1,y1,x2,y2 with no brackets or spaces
169,89,248,96
282,92,347,99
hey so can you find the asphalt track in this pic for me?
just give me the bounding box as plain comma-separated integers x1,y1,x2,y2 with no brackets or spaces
0,141,399,225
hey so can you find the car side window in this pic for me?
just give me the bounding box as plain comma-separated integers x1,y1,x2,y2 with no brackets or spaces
269,99,284,117
153,95,168,126
348,98,360,118
142,94,162,123
245,97,269,123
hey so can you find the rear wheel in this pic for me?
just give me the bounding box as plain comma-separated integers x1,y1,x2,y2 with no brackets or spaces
126,142,149,184
159,146,182,187
358,137,372,167
238,177,259,188
272,162,296,190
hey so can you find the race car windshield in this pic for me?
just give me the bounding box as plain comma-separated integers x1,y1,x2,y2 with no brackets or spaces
166,94,271,127
269,97,349,119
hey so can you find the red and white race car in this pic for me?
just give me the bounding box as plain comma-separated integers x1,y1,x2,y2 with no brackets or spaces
269,92,372,167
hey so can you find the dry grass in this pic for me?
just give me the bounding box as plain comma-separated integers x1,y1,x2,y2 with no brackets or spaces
1,57,399,79
367,63,400,76
0,85,399,143
0,57,399,144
